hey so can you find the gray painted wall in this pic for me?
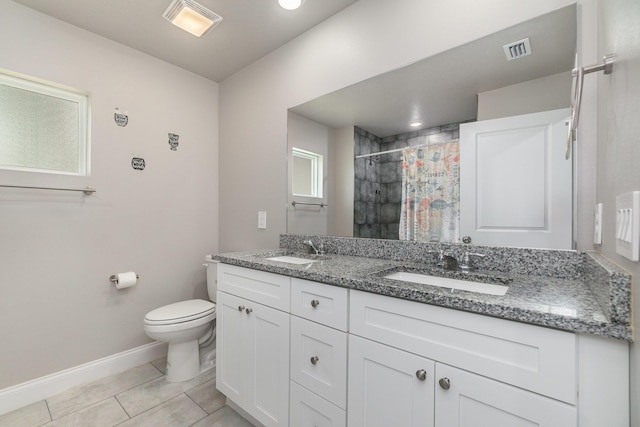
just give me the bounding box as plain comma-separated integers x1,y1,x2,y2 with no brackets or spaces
0,2,219,389
597,0,640,420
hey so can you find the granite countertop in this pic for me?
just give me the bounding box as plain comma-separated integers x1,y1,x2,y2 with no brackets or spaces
214,249,633,341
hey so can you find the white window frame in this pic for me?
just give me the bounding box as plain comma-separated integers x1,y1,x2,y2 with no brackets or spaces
0,70,90,176
292,147,323,198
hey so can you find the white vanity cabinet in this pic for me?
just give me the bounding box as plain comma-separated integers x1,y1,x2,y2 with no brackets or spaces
217,265,291,427
216,264,629,427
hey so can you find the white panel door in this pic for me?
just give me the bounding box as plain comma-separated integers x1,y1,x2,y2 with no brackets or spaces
435,364,576,426
460,109,572,249
348,335,435,427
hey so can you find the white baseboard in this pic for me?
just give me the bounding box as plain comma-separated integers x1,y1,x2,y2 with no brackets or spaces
0,341,167,416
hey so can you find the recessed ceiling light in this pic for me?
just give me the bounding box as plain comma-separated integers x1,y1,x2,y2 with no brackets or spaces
163,0,223,38
278,0,305,11
410,121,423,127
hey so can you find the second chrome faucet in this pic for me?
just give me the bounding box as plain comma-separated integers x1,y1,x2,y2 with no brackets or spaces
430,249,485,271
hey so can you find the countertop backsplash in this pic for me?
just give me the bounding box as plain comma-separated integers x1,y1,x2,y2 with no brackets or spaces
281,234,585,278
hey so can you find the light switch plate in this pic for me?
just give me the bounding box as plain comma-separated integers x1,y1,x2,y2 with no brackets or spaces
258,211,267,229
594,203,602,245
615,191,639,261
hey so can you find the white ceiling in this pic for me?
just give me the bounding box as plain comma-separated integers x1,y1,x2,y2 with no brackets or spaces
291,5,576,137
11,0,359,82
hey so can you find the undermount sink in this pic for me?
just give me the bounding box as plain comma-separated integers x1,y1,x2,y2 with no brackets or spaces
266,255,319,264
383,271,509,296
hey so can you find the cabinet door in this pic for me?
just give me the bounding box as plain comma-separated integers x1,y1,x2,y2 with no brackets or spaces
348,335,435,427
216,291,290,427
247,298,290,427
216,291,247,404
435,364,576,427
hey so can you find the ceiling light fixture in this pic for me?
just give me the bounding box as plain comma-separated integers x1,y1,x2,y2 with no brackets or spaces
163,0,223,38
278,0,305,11
410,121,423,127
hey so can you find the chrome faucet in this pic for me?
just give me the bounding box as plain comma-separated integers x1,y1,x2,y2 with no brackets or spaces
430,249,458,270
303,239,325,255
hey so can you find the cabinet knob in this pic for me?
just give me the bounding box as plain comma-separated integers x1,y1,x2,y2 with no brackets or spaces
311,299,320,308
310,356,319,365
238,306,245,312
416,369,427,381
439,377,451,390
245,307,253,315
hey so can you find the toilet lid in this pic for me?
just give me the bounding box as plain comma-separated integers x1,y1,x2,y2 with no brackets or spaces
144,299,216,325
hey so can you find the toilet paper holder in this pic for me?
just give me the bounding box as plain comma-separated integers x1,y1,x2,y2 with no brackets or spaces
109,273,139,284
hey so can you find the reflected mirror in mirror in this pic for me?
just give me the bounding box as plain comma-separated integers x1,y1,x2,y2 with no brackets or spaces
292,147,323,198
286,5,577,250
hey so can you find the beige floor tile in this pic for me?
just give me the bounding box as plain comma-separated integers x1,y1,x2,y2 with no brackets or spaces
47,363,162,420
185,378,225,414
149,357,167,375
43,397,128,427
116,368,215,417
0,400,50,427
117,394,207,427
191,406,253,427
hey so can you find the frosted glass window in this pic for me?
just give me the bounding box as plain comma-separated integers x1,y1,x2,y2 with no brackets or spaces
0,72,89,175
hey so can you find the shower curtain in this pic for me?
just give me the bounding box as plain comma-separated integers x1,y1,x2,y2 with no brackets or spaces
399,142,460,242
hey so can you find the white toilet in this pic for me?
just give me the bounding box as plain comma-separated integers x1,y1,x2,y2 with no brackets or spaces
143,256,219,382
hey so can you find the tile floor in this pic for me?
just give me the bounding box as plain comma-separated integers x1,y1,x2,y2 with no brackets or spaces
0,357,252,427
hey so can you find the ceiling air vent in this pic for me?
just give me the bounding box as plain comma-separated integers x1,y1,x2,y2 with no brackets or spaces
503,38,532,61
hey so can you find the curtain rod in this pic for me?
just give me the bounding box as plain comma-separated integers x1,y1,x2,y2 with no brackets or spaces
355,139,459,159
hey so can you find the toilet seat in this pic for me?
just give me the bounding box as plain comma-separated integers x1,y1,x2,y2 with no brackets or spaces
144,299,216,326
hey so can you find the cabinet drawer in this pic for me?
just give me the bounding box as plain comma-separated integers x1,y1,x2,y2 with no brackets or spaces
290,382,346,427
291,278,348,331
218,264,290,311
291,316,348,408
350,290,576,404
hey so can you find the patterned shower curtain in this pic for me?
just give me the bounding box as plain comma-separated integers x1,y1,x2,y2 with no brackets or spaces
399,142,460,242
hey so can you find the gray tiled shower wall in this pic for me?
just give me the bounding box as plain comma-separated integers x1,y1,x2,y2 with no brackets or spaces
353,122,468,240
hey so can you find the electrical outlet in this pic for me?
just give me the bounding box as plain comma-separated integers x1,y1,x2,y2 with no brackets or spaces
258,211,267,229
615,192,639,261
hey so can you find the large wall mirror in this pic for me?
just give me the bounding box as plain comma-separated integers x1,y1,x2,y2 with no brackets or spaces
287,5,577,250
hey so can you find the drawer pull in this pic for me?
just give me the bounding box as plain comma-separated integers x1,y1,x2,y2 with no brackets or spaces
439,377,451,390
245,307,253,315
310,356,319,365
416,369,427,381
311,299,320,308
238,306,245,312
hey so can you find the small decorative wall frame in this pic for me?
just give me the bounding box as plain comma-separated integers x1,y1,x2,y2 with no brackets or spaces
114,109,128,127
131,157,146,170
168,133,179,151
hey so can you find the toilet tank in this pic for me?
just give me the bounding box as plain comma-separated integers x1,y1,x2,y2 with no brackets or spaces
204,255,219,302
